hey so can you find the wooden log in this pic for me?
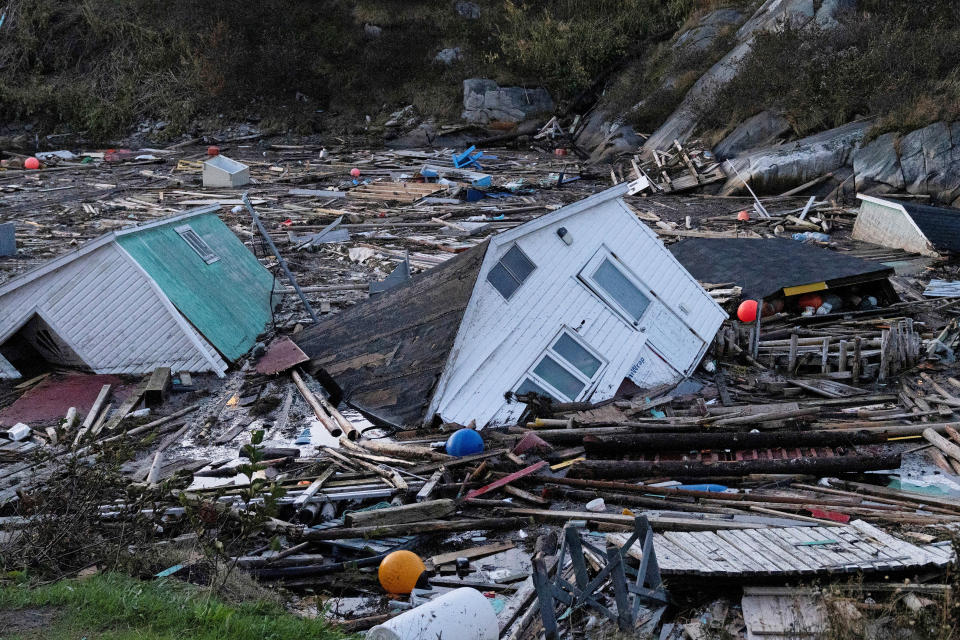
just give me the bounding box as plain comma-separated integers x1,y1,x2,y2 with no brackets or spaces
291,370,341,438
321,446,407,491
343,499,456,527
570,453,902,479
504,508,762,531
707,407,820,427
923,428,960,464
534,476,887,509
827,479,960,513
314,389,359,441
582,428,885,454
358,439,450,462
297,517,529,540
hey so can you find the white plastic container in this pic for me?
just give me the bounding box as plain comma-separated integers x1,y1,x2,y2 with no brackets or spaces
6,423,31,441
368,587,498,640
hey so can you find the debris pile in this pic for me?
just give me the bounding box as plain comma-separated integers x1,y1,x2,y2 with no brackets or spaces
1,138,959,639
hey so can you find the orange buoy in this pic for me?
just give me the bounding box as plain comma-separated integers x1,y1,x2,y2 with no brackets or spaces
736,210,750,221
378,550,425,594
207,146,220,156
737,299,759,322
24,157,40,170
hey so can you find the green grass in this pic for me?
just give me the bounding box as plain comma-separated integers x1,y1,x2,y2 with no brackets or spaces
0,573,354,640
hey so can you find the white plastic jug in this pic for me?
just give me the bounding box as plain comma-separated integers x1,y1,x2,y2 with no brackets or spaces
368,587,498,640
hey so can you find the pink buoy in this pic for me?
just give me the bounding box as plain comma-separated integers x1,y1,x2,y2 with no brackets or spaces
350,168,361,177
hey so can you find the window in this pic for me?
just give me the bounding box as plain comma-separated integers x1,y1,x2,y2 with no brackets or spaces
176,224,220,264
579,250,650,327
487,244,535,299
514,330,605,402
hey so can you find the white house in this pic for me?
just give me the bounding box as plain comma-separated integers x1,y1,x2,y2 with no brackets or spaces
296,183,727,428
0,205,275,379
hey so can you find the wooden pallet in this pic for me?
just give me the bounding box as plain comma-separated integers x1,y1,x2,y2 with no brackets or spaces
609,519,953,579
347,181,444,203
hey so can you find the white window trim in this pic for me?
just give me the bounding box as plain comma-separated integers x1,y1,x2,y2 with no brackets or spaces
175,224,220,264
515,329,607,402
577,247,651,329
487,243,535,300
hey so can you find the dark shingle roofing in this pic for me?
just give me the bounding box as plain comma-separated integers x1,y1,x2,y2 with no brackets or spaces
294,241,488,427
896,200,960,253
668,238,893,301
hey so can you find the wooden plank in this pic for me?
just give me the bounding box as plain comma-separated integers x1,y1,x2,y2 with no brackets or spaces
102,375,150,431
429,541,515,568
343,499,455,528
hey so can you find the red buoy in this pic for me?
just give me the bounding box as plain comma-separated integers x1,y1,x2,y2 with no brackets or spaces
24,157,40,170
737,299,759,322
737,210,750,221
207,146,220,156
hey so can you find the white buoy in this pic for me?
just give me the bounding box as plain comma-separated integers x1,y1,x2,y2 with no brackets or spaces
368,587,498,640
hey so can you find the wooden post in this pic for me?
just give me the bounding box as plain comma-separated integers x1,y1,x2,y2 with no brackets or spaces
838,340,848,372
788,333,799,373
879,330,890,381
820,337,830,374
852,337,862,381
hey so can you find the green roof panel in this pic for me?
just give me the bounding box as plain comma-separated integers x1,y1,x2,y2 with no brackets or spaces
117,212,274,361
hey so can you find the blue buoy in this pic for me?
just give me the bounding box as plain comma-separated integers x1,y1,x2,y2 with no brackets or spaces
445,428,485,457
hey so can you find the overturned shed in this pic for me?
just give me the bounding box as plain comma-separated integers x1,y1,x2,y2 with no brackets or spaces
0,206,274,378
297,184,726,428
669,237,895,303
854,194,960,257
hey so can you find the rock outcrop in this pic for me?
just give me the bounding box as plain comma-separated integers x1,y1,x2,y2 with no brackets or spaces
714,110,791,159
642,0,856,152
461,79,553,125
720,120,873,195
855,121,960,206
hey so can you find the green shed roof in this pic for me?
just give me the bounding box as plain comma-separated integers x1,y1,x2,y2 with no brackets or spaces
117,212,274,361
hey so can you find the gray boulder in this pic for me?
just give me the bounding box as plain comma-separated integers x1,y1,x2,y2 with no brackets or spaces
461,79,553,124
455,1,480,19
714,110,791,159
434,47,462,65
720,120,873,194
576,110,644,164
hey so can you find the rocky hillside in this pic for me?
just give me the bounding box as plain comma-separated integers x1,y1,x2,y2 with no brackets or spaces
577,0,960,204
2,0,959,206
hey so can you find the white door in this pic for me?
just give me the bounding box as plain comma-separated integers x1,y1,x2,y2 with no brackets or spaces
643,303,704,375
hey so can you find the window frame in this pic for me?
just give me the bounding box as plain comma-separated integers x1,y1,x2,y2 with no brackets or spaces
486,243,535,300
175,224,220,265
577,248,651,329
513,329,607,402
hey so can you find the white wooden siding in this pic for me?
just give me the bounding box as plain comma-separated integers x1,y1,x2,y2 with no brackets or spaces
852,196,936,256
429,194,725,427
0,243,226,375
